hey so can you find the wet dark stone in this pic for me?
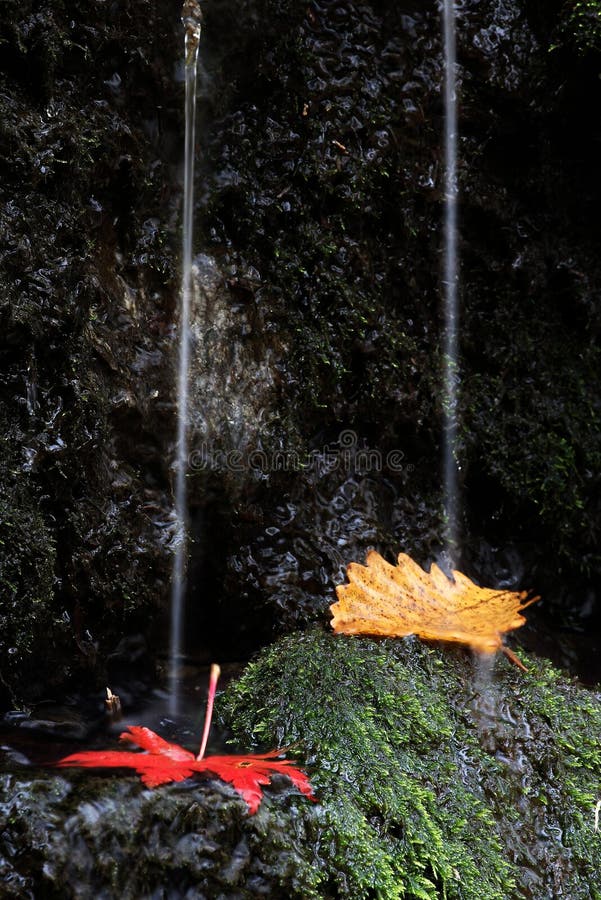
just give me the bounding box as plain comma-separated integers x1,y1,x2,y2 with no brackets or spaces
0,0,182,703
0,0,600,701
189,0,601,658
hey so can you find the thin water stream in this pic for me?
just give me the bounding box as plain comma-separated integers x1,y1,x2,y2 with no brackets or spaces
441,0,460,566
169,1,203,716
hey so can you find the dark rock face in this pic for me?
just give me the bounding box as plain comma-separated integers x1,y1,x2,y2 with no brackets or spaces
195,0,601,649
1,3,601,894
457,0,601,595
0,0,182,701
0,0,600,699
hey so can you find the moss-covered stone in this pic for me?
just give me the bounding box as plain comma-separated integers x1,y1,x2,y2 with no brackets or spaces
3,632,601,897
222,630,601,898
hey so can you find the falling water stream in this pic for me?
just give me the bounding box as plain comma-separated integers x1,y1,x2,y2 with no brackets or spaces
440,4,499,690
441,0,460,566
169,1,203,716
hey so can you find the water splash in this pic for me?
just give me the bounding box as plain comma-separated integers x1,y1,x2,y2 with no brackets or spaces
441,0,460,566
169,1,203,717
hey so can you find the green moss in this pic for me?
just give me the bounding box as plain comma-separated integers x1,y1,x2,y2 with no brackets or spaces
222,630,601,899
462,304,601,572
559,1,601,54
223,632,511,898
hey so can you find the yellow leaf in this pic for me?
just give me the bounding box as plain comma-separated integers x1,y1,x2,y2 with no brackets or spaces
330,551,538,669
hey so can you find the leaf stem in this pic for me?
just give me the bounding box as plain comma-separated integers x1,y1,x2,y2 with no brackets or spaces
197,663,221,760
502,645,528,672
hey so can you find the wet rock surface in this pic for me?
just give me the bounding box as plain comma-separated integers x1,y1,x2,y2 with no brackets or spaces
193,0,601,653
0,771,315,899
0,0,599,689
0,0,182,701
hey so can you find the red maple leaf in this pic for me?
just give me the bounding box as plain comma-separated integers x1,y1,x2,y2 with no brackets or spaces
54,726,315,813
195,749,315,815
54,725,199,788
52,668,316,814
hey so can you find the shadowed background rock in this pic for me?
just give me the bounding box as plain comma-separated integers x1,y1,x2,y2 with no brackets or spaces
0,0,599,700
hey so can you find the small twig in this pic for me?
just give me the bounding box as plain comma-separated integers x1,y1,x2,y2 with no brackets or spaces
197,663,221,760
331,140,348,153
502,645,528,672
105,687,122,722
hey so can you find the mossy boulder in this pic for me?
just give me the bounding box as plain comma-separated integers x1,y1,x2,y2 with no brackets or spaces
2,631,601,897
222,630,601,898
